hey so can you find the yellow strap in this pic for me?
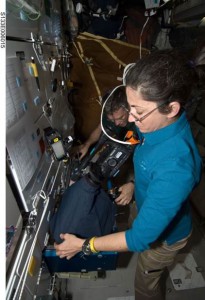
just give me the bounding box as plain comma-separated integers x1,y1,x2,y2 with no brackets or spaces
73,41,102,103
87,65,102,103
73,41,85,63
78,34,126,67
90,236,98,253
80,32,149,51
72,33,149,104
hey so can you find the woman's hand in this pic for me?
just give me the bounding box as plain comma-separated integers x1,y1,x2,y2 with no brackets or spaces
115,182,134,206
54,233,85,260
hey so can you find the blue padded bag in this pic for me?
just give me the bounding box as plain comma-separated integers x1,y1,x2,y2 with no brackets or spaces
50,176,116,244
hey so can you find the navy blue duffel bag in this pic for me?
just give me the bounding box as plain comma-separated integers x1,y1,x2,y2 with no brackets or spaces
50,175,116,244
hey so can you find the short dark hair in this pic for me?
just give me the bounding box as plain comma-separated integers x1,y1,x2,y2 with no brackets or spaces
125,49,204,114
103,86,128,115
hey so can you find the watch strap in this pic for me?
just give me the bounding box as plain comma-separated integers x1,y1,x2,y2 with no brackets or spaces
82,237,92,255
82,237,99,255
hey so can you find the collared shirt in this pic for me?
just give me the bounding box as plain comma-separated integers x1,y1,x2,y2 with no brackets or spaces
125,112,202,252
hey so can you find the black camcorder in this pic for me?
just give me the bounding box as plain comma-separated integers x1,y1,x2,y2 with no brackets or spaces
70,133,135,184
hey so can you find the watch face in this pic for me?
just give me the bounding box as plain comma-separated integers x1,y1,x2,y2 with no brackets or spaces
82,239,92,255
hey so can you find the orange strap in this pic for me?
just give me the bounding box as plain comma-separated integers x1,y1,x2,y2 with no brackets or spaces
125,131,141,145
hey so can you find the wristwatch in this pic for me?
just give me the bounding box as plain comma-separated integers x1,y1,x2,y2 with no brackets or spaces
82,238,92,255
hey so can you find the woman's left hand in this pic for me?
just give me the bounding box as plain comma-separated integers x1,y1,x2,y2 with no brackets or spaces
54,233,85,260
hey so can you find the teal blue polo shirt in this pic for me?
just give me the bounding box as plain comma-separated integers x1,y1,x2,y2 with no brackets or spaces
125,112,202,252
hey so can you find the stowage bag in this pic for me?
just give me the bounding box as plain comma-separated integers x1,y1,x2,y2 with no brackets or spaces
50,176,116,244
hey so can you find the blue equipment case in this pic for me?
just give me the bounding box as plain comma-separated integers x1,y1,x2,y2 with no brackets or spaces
43,248,119,273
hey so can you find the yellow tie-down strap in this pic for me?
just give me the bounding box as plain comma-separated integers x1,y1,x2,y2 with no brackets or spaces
72,32,149,104
73,40,102,105
77,33,127,67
